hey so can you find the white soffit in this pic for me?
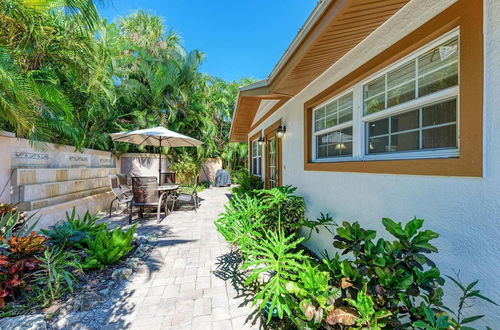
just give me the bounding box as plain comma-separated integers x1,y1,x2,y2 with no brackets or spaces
252,99,281,126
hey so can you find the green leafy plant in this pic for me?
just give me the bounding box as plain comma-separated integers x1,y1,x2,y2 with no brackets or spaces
169,153,200,184
257,186,306,235
231,171,263,198
286,262,341,327
215,194,265,252
0,210,38,242
32,246,83,304
326,218,445,327
41,208,106,247
413,306,452,330
82,225,137,269
345,285,392,329
242,230,308,323
442,274,498,329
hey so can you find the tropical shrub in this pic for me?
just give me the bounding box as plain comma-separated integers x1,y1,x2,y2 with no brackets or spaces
41,208,106,247
242,230,308,323
81,225,137,269
169,153,200,184
32,246,83,304
0,204,24,220
231,171,263,198
215,194,266,252
215,186,497,328
286,262,342,328
0,205,36,239
0,232,47,306
257,186,305,235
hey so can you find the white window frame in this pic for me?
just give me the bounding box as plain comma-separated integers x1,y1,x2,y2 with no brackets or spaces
311,28,460,163
251,139,262,176
312,88,355,162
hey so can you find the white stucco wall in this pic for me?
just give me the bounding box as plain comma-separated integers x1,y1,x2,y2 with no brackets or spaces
249,0,500,324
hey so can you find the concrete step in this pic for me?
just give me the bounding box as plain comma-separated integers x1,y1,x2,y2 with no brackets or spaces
12,168,118,186
12,177,111,203
18,186,110,211
25,191,114,230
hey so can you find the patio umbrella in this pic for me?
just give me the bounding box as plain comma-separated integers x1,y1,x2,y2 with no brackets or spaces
109,126,203,182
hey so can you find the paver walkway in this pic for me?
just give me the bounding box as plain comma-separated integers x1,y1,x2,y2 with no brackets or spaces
103,186,259,330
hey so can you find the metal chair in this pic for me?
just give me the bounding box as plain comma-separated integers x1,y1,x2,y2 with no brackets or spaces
160,172,176,185
172,175,199,213
108,175,132,217
117,173,132,197
129,176,169,224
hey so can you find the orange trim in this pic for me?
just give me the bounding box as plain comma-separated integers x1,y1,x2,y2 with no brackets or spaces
303,0,483,177
264,119,283,188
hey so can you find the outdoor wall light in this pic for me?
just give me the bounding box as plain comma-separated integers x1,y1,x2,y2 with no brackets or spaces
257,136,264,146
276,124,286,138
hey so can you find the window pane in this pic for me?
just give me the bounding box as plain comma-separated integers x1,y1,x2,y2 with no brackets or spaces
327,143,341,157
366,98,457,155
391,110,419,132
422,99,456,126
326,114,337,128
317,143,328,158
418,37,458,97
369,118,389,136
316,128,352,158
391,131,419,152
387,81,416,108
365,93,385,115
341,127,353,156
387,61,416,90
315,92,353,131
325,102,337,116
338,108,352,124
364,76,386,114
418,65,458,97
423,125,457,149
314,107,325,121
339,93,353,110
364,76,385,99
368,136,389,154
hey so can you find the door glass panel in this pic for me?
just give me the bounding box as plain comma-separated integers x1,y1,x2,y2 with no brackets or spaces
268,137,277,188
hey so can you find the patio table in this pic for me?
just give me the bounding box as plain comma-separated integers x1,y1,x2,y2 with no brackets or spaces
157,184,180,213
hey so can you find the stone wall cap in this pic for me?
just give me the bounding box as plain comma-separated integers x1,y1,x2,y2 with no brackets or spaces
0,130,16,138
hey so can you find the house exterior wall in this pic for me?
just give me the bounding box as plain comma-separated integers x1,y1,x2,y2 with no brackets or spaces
248,0,500,324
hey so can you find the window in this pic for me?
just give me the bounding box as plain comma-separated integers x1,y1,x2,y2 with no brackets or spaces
313,91,353,159
312,30,459,162
251,139,262,176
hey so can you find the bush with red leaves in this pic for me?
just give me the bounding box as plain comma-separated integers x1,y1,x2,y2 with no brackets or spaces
0,232,47,307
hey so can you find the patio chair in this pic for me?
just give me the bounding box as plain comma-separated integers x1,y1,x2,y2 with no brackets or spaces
160,172,176,184
108,175,132,217
117,173,132,196
172,175,199,213
130,176,169,224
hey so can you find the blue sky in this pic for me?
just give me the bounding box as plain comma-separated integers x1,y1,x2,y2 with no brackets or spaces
98,1,316,82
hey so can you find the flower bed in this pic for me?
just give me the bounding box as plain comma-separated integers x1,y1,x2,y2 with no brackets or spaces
0,205,153,320
216,186,497,329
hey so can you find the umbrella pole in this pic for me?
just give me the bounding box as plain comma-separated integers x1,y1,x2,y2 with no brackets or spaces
159,138,162,184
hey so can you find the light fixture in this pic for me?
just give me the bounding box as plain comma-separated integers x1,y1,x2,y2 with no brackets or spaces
276,124,286,138
257,136,264,146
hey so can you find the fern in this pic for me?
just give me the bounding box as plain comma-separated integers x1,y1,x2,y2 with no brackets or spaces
82,225,137,269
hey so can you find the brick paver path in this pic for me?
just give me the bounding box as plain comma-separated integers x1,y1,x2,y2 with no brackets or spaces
103,186,259,330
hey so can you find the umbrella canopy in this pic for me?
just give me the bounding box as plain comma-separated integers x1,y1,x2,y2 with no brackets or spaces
109,126,203,182
109,126,203,147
